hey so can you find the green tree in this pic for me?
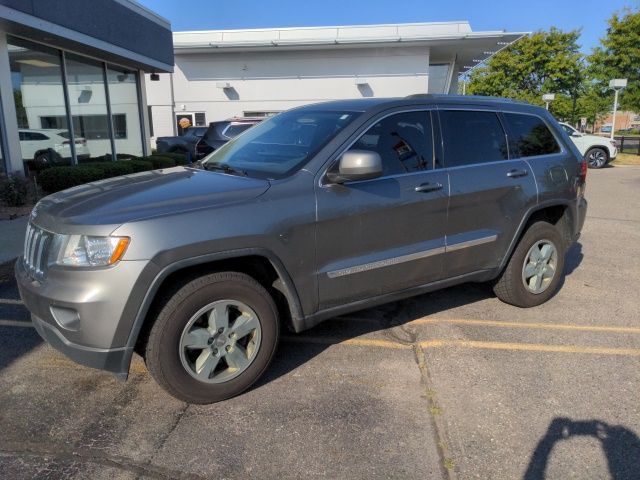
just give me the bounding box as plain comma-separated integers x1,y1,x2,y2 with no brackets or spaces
467,28,585,121
588,8,640,112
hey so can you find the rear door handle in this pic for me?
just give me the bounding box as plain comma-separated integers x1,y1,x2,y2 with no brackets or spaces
507,169,528,178
415,182,443,193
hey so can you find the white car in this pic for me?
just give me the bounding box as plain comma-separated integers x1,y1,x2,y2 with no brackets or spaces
19,129,90,165
559,123,617,169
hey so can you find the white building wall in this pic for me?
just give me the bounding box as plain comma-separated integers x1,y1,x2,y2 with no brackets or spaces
147,46,430,138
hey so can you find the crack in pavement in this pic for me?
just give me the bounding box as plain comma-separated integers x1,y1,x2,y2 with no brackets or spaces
0,442,207,480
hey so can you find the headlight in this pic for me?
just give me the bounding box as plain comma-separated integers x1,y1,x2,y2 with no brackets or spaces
52,235,130,267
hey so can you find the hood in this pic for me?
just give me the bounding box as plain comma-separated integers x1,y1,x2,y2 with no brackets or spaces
33,167,270,233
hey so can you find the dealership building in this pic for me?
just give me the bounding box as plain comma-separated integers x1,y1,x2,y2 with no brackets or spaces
146,21,525,141
0,0,173,175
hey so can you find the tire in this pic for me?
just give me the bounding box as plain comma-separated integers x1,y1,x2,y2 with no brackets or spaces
145,272,279,404
493,221,565,308
585,147,608,169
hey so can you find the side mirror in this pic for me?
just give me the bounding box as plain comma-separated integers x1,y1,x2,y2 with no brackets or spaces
326,150,383,183
571,131,583,137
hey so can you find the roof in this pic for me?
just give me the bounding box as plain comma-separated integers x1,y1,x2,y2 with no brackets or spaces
292,95,537,113
171,21,527,77
172,21,526,50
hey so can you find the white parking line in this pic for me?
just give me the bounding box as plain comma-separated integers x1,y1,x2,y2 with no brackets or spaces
0,298,23,305
0,319,32,328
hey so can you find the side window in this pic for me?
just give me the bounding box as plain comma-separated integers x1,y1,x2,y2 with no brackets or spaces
348,111,433,176
18,131,27,141
30,132,49,141
504,113,561,158
439,110,508,167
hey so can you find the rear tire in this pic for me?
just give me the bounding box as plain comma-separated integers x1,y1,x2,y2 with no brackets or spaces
145,272,279,404
493,222,565,307
585,147,608,169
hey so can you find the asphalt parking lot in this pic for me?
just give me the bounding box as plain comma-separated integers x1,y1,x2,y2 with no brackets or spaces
1,165,639,479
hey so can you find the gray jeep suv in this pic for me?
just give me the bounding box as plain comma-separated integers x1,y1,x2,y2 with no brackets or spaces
17,95,588,404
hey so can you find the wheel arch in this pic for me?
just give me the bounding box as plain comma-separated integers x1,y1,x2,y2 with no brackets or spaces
124,249,304,369
498,201,574,272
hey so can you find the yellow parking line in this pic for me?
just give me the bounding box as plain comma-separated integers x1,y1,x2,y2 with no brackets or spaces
408,317,640,334
285,336,640,357
283,335,411,349
421,339,640,356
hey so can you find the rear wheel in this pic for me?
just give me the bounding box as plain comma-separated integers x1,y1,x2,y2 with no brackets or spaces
493,221,565,307
145,272,279,404
585,147,608,169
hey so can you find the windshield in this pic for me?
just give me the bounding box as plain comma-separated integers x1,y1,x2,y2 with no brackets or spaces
201,110,359,179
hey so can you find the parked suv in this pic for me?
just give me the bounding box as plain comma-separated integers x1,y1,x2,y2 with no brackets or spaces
559,122,617,168
19,128,90,168
194,117,262,158
17,96,587,404
155,126,208,158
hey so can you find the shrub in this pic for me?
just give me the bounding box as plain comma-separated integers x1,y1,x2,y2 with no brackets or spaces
144,156,176,169
153,152,189,165
0,175,29,207
38,166,104,193
89,161,135,177
127,160,154,172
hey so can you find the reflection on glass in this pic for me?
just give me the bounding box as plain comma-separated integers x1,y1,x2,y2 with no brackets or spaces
64,53,112,161
7,37,71,170
428,64,451,94
106,66,143,157
0,119,4,175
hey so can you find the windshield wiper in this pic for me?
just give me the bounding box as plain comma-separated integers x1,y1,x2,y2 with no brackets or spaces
204,163,247,177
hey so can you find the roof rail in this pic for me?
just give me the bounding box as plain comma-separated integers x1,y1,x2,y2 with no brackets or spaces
405,93,529,104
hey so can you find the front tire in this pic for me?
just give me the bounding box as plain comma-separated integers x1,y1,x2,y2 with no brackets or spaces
493,222,565,307
145,272,279,404
585,147,608,169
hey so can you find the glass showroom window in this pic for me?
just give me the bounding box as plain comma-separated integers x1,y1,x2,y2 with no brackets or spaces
0,117,5,176
7,37,69,172
64,52,113,162
428,64,451,94
106,66,144,157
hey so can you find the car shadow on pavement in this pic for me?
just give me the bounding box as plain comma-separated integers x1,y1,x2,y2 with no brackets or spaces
524,417,640,480
259,243,586,390
564,242,584,276
257,281,494,388
0,326,42,371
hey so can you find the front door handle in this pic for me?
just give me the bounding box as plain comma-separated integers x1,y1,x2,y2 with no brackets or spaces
415,182,443,193
507,169,528,178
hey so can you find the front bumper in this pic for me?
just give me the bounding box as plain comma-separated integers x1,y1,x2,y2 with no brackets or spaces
31,313,132,379
16,257,150,378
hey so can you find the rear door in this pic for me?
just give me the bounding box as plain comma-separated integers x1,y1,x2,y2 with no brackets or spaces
438,108,538,277
315,109,449,309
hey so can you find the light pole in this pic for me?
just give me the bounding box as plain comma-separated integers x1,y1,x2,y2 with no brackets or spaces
609,79,627,141
542,93,555,111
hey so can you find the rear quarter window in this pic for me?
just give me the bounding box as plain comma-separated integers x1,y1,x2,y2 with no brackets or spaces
504,113,561,158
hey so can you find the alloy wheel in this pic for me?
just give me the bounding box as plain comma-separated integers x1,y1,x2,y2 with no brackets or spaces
521,240,558,294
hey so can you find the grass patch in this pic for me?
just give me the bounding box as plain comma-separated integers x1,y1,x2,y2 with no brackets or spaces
612,153,640,166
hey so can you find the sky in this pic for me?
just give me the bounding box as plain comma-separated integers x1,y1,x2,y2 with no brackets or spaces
138,0,639,53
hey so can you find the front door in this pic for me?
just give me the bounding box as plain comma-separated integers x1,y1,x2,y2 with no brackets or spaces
315,110,449,310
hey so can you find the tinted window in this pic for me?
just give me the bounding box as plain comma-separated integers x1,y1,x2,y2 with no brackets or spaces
349,111,433,176
440,111,508,167
504,113,561,158
202,111,358,179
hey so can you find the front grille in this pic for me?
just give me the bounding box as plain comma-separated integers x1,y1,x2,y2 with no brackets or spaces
23,223,53,280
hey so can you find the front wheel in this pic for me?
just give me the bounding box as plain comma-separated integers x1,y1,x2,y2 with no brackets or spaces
585,147,608,169
145,272,279,404
493,221,565,307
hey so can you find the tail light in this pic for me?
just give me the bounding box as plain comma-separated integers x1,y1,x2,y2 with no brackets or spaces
62,139,86,145
579,157,587,182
